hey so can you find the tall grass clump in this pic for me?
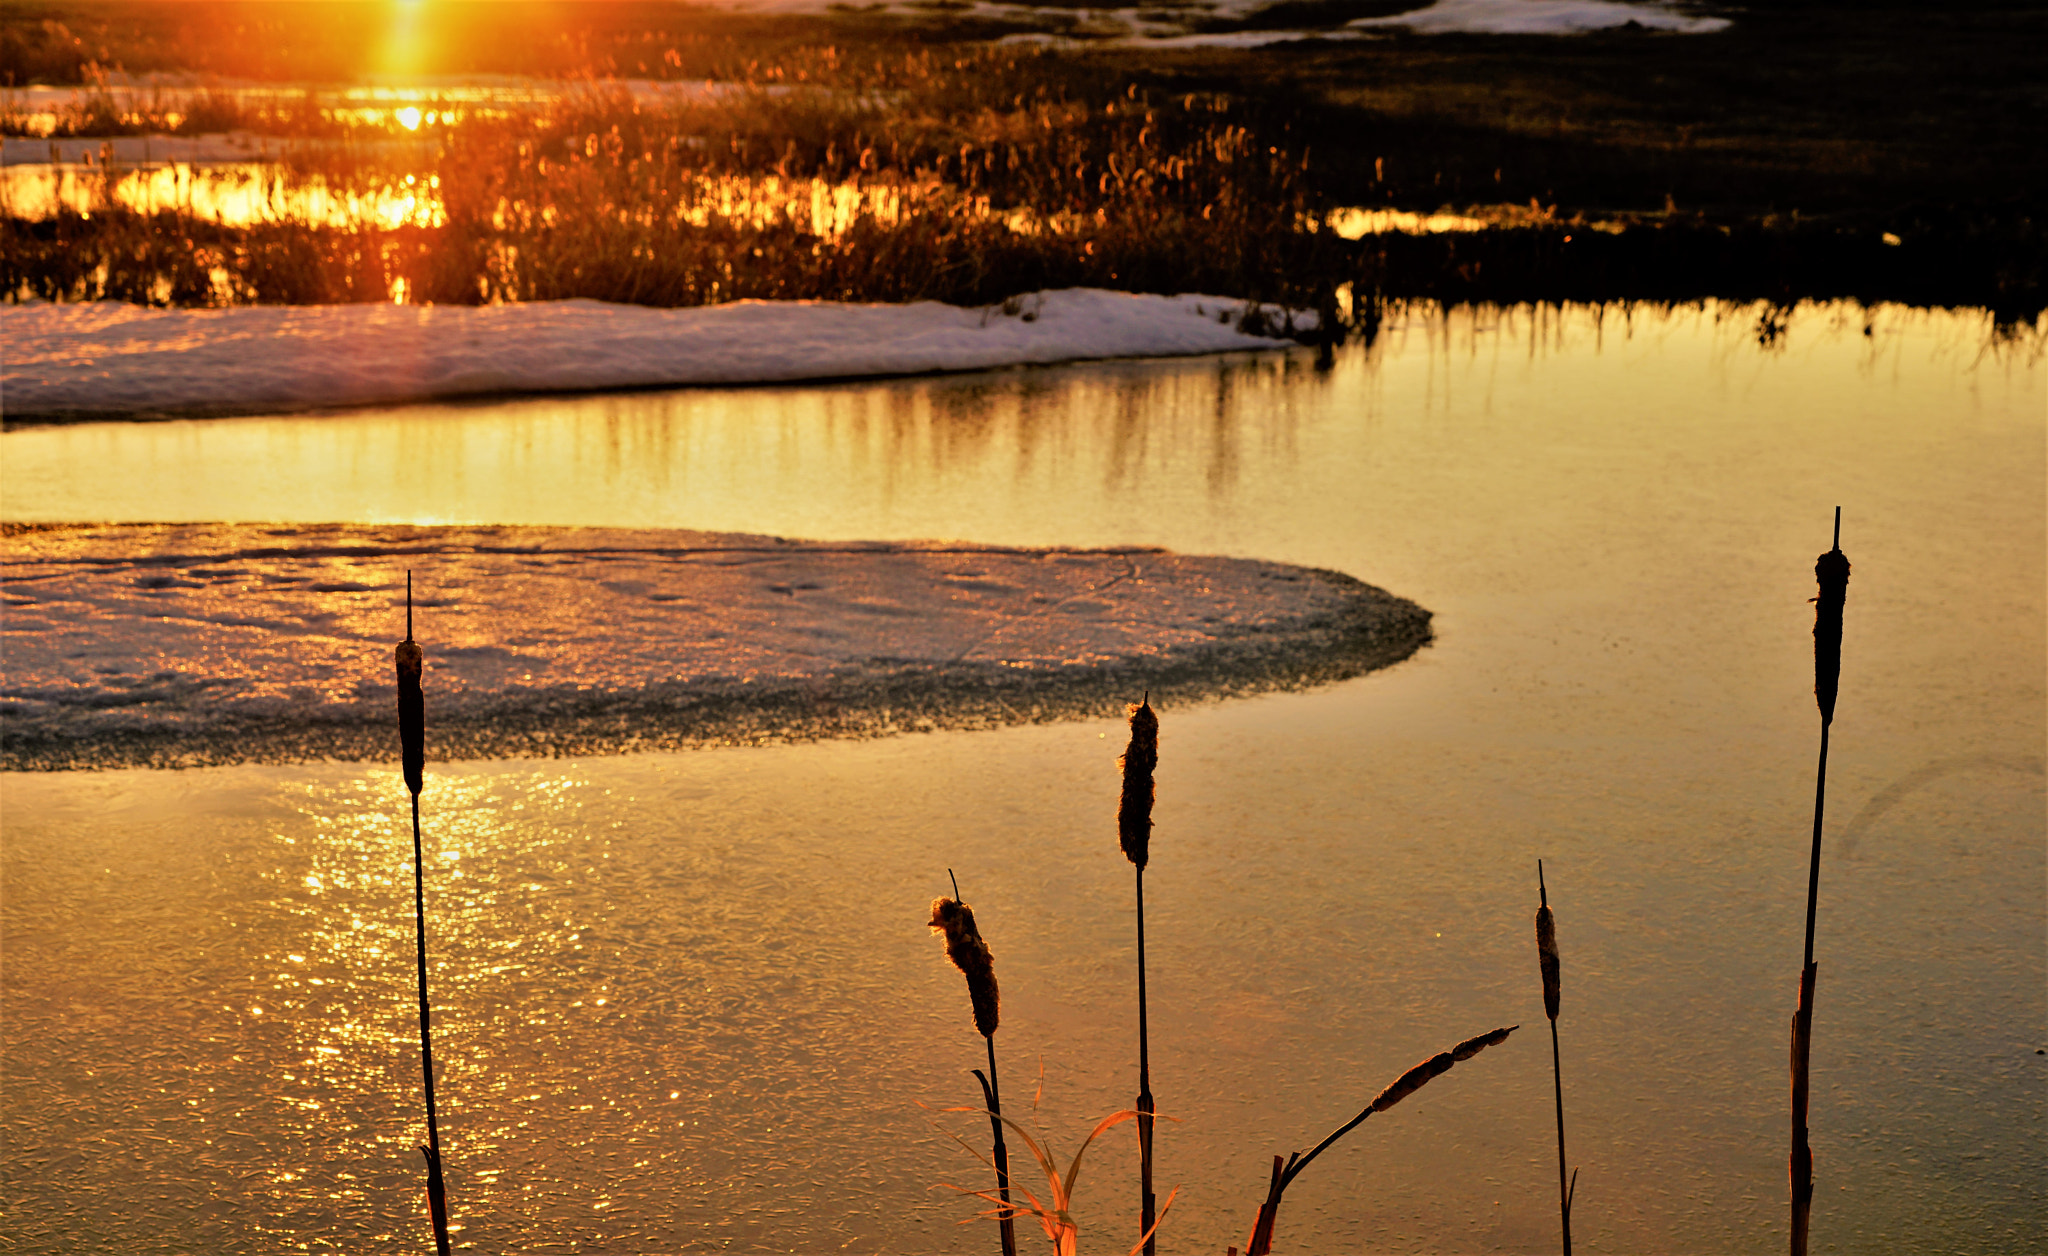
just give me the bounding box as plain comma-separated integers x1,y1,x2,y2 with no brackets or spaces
396,574,453,1256
1233,1025,1520,1256
1116,696,1160,1256
1791,509,1851,1256
1536,860,1576,1255
4,46,1346,312
930,875,1018,1256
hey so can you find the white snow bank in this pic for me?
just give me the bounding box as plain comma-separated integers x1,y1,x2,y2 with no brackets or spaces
1,290,1303,419
1,523,1431,768
1352,0,1730,35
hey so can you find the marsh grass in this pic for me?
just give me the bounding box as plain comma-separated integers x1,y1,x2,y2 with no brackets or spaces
12,33,2033,318
2,48,1347,311
944,1108,1178,1256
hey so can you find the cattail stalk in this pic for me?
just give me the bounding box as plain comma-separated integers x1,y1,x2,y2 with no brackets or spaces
1792,511,1850,1255
1118,696,1160,1256
1238,1025,1519,1256
397,573,452,1256
931,883,1017,1256
1537,861,1576,1255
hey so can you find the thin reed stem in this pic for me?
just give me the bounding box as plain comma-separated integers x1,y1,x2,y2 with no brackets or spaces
1135,864,1156,1256
412,792,451,1256
1790,719,1829,1256
1802,722,1832,975
1550,1020,1572,1256
975,1046,1019,1256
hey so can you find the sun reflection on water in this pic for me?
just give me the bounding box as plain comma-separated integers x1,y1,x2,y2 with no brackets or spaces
0,161,449,229
234,763,643,1239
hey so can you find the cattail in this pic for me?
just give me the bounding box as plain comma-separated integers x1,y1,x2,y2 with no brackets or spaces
1793,509,1851,1256
1118,697,1158,870
396,573,450,1256
1537,861,1575,1256
1118,696,1161,1255
1370,1025,1517,1113
396,640,424,796
1240,1025,1519,1255
930,882,1016,1256
930,896,1000,1039
1537,885,1561,1022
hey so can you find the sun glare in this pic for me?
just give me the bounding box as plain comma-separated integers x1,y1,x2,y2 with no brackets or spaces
380,0,431,79
396,106,423,131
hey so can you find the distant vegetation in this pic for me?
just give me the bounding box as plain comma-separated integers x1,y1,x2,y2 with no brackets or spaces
2,1,2041,320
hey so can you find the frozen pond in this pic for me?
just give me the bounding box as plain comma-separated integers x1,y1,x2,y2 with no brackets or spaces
2,301,2043,1254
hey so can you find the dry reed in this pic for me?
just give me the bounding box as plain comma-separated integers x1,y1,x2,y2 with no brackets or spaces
1234,1025,1519,1256
946,1108,1178,1256
1116,696,1160,1256
931,877,1017,1256
1536,860,1576,1255
1791,510,1851,1256
395,572,451,1256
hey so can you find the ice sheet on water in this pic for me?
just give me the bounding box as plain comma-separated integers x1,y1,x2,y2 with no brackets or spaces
1351,0,1731,35
0,523,1431,769
0,290,1306,421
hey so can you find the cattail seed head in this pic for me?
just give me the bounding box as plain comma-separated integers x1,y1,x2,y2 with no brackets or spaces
930,896,1000,1038
1814,542,1850,725
1537,905,1561,1021
396,638,424,796
1118,697,1159,869
1370,1025,1518,1113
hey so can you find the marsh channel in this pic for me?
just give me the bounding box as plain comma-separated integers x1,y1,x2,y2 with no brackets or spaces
2,300,2043,1255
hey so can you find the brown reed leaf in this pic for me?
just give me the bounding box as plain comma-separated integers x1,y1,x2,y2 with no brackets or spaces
930,896,1000,1038
1118,697,1158,869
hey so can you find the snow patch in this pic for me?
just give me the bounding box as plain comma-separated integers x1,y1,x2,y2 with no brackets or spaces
1,290,1305,420
1,523,1432,768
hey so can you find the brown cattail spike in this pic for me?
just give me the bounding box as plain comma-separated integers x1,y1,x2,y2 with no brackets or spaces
1370,1025,1518,1114
396,583,425,797
1813,510,1850,725
1537,861,1561,1022
1118,696,1158,869
930,897,1000,1038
